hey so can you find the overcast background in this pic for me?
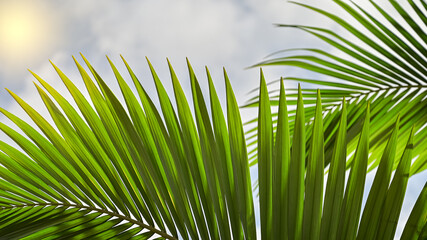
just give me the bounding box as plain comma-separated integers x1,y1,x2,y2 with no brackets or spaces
0,0,425,239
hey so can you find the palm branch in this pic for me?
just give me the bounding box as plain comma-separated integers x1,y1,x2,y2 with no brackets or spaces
0,56,425,239
246,0,427,175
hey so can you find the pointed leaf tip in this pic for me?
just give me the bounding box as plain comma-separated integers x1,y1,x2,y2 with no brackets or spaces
5,88,13,95
260,69,266,85
72,55,79,64
28,69,38,78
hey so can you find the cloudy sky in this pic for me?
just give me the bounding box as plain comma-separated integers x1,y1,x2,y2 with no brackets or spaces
0,0,425,238
0,0,350,106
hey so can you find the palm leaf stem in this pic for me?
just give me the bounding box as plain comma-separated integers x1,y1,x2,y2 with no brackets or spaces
316,85,427,119
351,85,427,97
0,203,177,240
244,85,427,122
314,85,427,123
246,85,427,142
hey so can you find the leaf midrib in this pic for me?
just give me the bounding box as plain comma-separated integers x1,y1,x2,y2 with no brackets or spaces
0,202,177,240
353,84,427,96
322,84,427,113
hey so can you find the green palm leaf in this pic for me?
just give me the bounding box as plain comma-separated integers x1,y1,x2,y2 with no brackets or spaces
254,72,425,239
247,0,427,176
0,57,425,239
0,56,256,239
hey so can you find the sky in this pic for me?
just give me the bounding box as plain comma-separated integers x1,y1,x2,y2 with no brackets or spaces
0,0,425,239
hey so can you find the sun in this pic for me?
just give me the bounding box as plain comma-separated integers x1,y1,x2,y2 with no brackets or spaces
0,0,55,63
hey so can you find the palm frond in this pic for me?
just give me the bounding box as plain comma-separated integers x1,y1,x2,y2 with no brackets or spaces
255,73,426,239
0,56,256,239
0,57,425,239
247,0,427,175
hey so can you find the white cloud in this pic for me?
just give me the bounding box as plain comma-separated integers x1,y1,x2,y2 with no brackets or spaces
1,0,344,125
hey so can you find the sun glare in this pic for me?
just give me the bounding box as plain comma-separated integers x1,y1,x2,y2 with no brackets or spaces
0,0,56,64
